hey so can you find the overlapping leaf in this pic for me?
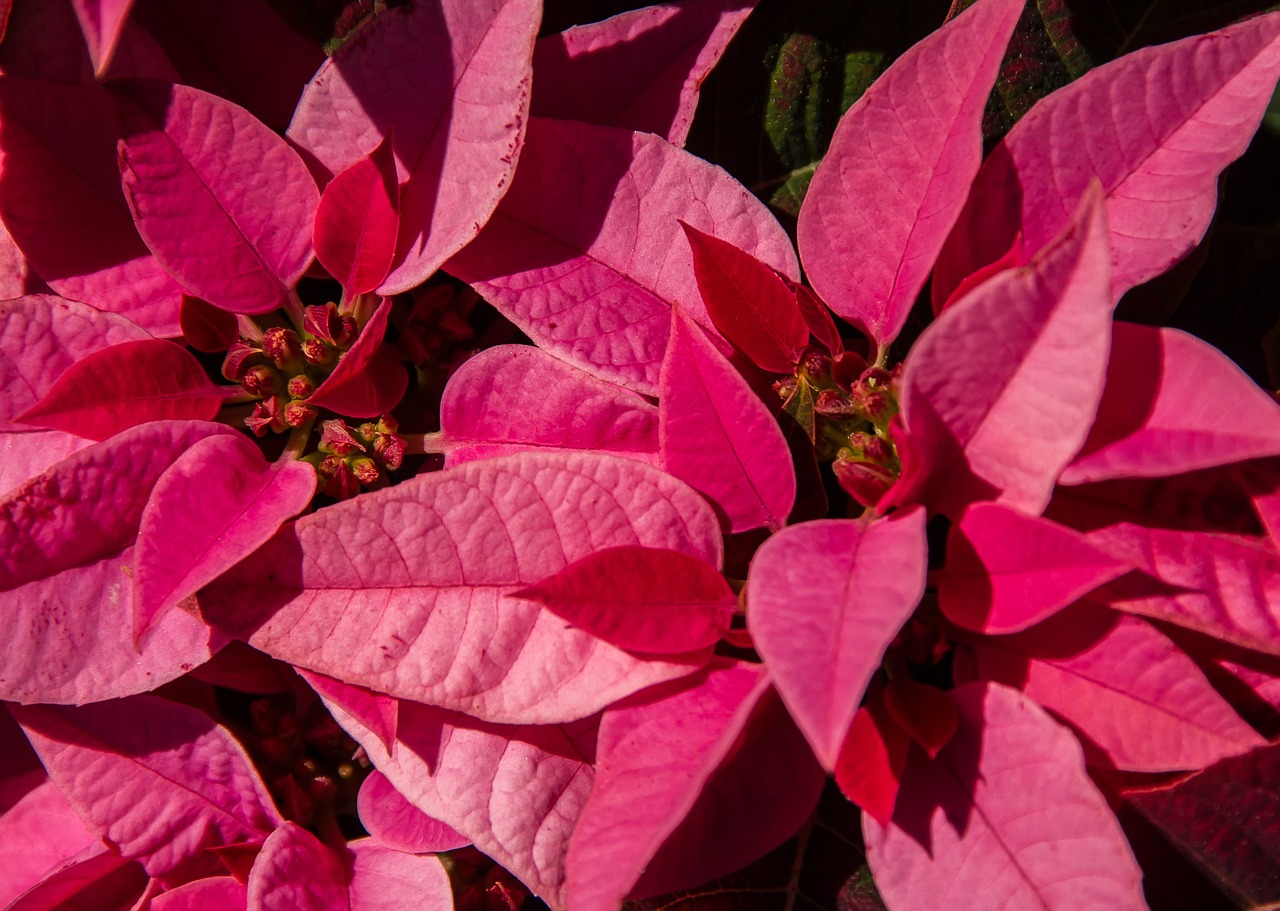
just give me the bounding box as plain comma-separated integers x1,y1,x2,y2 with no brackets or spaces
306,298,406,418
864,683,1147,911
934,10,1280,307
446,117,799,394
200,452,722,723
114,79,319,314
748,509,927,769
357,771,468,855
288,0,540,294
428,345,659,466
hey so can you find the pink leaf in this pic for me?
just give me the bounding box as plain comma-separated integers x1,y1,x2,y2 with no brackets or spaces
965,603,1266,772
514,546,736,654
0,421,234,703
13,339,229,441
630,684,824,900
200,452,722,724
0,430,96,499
134,434,316,645
314,137,400,297
320,693,595,909
893,184,1113,517
121,0,324,133
0,78,183,334
5,847,147,911
0,783,97,908
356,772,468,855
934,11,1280,308
682,221,807,374
446,117,799,394
530,0,756,146
1089,522,1280,656
430,345,659,466
1062,323,1280,484
795,0,1023,347
68,0,136,75
305,299,407,419
246,823,346,911
347,840,454,911
936,502,1133,633
287,0,539,294
564,661,771,911
113,79,319,315
659,307,796,533
748,508,927,769
13,695,282,881
864,682,1147,911
0,295,151,423
150,877,246,911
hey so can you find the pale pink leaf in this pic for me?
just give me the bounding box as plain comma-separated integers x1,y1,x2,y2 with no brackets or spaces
5,847,147,911
347,841,453,911
445,117,800,394
965,603,1266,772
356,772,468,855
748,509,928,769
564,661,771,911
864,682,1147,911
320,693,595,909
246,823,346,911
0,78,183,334
430,345,658,466
298,672,398,755
515,545,735,654
0,421,234,703
14,339,230,441
1088,522,1280,656
629,685,824,900
200,452,722,724
936,502,1133,633
69,0,136,75
934,11,1280,308
0,782,97,908
1061,323,1280,484
314,137,399,297
121,0,324,132
13,695,282,880
0,430,96,498
287,0,539,294
892,184,1113,517
150,877,246,911
305,298,407,419
530,0,755,146
682,221,807,374
114,79,319,315
134,434,316,644
0,295,151,424
659,307,796,533
797,0,1022,346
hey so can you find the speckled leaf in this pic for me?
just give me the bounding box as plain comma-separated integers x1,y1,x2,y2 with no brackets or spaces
200,452,722,724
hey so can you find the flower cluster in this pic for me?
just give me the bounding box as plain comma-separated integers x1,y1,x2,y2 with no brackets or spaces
3,0,1280,909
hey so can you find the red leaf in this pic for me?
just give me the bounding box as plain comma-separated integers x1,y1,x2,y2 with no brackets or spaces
682,221,807,374
515,546,736,655
314,136,400,297
14,339,228,441
306,298,407,419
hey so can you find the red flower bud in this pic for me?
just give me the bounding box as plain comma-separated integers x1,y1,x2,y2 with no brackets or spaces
350,457,380,485
287,374,315,399
262,327,303,367
832,456,896,509
284,400,318,427
241,364,281,396
374,432,406,471
222,340,266,382
302,338,336,367
246,396,287,436
319,420,366,456
303,302,344,344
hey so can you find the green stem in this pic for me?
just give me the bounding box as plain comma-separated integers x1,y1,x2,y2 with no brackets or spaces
402,432,447,455
282,418,316,460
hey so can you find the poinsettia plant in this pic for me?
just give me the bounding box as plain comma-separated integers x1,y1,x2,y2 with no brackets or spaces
3,0,1280,909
